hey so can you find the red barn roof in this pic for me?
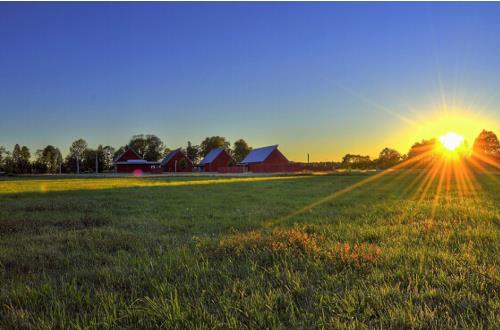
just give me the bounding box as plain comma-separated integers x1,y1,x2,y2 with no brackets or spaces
161,148,182,165
241,145,286,164
114,145,142,163
200,147,226,165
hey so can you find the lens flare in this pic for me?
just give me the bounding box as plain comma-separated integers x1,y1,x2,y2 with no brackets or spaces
439,132,464,151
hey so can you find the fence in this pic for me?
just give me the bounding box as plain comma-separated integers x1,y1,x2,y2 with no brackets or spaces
217,166,246,173
217,163,335,174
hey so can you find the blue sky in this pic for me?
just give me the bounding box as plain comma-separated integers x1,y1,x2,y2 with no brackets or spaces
0,2,499,161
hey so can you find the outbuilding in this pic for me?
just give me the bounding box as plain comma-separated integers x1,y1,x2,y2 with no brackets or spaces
199,147,233,172
161,148,193,172
113,145,161,174
240,145,290,172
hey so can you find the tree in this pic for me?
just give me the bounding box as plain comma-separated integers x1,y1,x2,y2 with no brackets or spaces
69,139,88,174
186,141,200,163
81,148,98,173
32,158,48,174
12,144,21,162
74,145,112,173
129,134,165,161
12,144,31,173
20,146,30,161
232,139,252,163
200,136,230,157
102,146,115,171
128,135,147,158
473,130,500,157
94,145,108,173
35,145,62,173
341,154,373,169
376,147,402,169
144,135,164,161
407,138,437,159
62,154,77,174
405,138,439,168
0,146,6,171
2,154,15,174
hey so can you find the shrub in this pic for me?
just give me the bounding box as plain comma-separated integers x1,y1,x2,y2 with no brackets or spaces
208,225,381,268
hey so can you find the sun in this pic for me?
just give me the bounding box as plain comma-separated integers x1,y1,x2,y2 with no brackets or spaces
439,132,464,151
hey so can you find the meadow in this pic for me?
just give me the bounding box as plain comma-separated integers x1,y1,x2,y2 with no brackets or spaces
0,172,498,329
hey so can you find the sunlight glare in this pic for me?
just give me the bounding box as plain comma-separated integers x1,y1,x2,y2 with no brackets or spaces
439,132,464,151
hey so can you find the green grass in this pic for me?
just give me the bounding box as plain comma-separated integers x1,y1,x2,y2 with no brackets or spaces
0,172,498,329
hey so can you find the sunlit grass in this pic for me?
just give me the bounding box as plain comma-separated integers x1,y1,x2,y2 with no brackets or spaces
0,172,498,328
0,175,304,194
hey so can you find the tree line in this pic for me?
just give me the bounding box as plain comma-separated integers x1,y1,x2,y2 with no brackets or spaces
0,130,498,174
336,129,499,170
0,134,253,174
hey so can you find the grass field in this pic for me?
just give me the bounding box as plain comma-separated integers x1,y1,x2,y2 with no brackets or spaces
0,172,499,329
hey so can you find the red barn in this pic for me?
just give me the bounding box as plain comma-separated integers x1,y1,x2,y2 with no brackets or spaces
113,145,161,174
240,145,289,172
199,147,233,172
161,148,193,172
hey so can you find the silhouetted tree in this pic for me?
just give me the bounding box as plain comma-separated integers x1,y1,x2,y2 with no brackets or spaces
2,156,15,174
407,138,437,159
35,145,62,173
341,154,373,169
404,138,440,169
32,159,48,174
128,135,147,157
11,144,31,173
473,130,500,157
68,139,88,174
376,147,402,169
200,136,230,157
62,154,77,173
77,145,111,173
81,148,99,173
0,146,6,171
186,141,200,163
129,134,164,161
12,144,20,162
232,139,252,163
102,145,115,170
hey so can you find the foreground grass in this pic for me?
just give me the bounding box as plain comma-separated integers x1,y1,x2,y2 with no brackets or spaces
0,172,498,329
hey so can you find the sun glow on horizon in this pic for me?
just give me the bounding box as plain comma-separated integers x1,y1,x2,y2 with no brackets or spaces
395,107,497,158
439,131,464,152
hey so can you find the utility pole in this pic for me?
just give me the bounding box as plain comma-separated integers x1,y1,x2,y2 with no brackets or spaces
307,153,310,163
76,155,80,175
95,154,98,174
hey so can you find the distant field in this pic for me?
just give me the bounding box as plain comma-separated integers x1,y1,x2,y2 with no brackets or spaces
0,172,498,329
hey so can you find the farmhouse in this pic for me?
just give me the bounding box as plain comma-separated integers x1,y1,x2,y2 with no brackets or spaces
161,148,193,172
113,145,161,174
240,145,290,172
199,147,233,172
